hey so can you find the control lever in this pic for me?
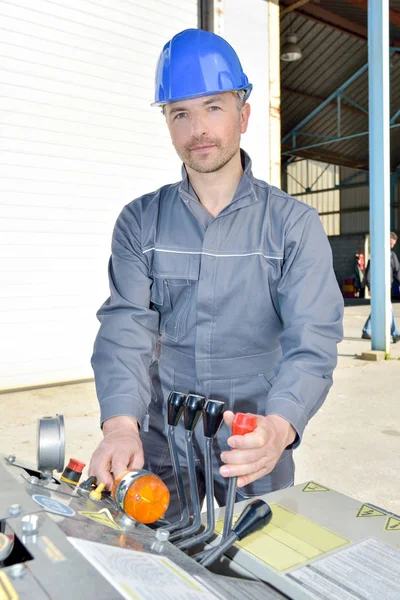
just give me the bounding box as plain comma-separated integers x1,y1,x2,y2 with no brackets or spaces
160,392,190,533
221,413,258,540
199,499,272,567
169,394,206,542
176,399,225,550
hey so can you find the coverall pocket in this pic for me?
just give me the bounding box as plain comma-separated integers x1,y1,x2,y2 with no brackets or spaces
231,370,276,414
258,373,276,393
162,279,192,341
150,252,200,342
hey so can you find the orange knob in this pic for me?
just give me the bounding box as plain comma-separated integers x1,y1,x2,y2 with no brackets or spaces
112,470,170,524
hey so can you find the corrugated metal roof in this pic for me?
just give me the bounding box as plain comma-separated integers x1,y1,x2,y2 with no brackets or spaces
281,2,400,170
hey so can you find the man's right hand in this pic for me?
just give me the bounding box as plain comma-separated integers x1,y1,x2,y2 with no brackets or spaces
88,416,144,491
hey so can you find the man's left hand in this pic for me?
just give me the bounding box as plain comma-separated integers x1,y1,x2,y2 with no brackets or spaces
219,412,296,487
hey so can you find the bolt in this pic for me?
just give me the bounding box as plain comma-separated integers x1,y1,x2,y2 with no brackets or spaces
9,563,25,579
120,514,136,528
155,529,170,542
22,533,38,546
7,455,16,464
8,504,21,517
151,540,164,553
28,476,40,485
152,529,170,552
21,514,39,535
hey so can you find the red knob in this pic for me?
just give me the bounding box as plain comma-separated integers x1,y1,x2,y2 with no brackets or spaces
232,413,257,436
66,458,86,473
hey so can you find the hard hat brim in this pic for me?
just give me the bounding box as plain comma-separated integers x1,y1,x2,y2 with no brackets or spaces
152,84,253,108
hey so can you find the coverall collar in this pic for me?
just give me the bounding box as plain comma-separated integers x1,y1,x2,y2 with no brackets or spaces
178,149,259,220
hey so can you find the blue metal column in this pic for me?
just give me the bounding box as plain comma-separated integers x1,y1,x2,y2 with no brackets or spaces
368,0,391,352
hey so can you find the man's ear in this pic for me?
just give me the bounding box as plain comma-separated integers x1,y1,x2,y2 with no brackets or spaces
240,103,251,134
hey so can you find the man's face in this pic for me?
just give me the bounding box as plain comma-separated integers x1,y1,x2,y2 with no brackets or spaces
390,237,397,249
164,92,250,173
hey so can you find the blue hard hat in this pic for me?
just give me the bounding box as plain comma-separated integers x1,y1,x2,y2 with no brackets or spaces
153,29,252,106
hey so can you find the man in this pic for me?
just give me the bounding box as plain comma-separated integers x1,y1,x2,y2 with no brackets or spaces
362,232,400,343
89,29,343,517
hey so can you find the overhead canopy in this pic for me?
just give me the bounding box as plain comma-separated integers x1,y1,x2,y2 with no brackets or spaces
280,0,400,170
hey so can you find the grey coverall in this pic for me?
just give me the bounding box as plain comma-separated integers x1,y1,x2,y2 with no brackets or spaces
92,151,344,518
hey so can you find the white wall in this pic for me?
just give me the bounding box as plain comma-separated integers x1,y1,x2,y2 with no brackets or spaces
221,0,272,183
0,0,197,389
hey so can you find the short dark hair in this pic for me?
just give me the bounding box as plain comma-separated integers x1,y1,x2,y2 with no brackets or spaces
162,91,245,116
390,232,398,241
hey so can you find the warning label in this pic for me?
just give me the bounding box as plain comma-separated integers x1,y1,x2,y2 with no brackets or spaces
287,538,400,600
80,508,123,531
215,503,349,572
385,517,400,532
38,536,66,563
68,537,219,599
0,572,18,600
302,482,330,493
356,504,387,518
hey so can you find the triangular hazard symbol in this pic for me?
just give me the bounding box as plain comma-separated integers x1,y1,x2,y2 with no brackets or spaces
79,508,123,531
385,517,400,532
302,481,330,493
356,504,387,518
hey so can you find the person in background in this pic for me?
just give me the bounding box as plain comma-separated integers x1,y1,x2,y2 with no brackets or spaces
353,254,364,298
362,232,400,343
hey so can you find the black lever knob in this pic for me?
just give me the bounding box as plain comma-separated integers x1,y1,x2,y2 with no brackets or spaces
167,392,187,427
202,399,225,438
233,499,272,541
184,394,206,431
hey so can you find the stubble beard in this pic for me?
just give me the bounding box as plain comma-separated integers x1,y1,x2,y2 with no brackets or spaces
175,131,241,174
187,144,237,173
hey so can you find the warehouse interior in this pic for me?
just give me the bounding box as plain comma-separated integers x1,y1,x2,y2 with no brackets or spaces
280,0,400,290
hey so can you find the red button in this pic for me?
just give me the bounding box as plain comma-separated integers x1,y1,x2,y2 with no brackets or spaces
232,413,257,436
66,458,86,473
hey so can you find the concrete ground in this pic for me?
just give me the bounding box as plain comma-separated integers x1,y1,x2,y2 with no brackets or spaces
1,302,399,514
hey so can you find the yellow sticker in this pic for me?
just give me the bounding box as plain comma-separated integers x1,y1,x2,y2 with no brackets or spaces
39,536,66,563
79,508,123,531
0,572,18,600
302,481,330,493
216,503,349,572
385,517,400,532
356,504,387,518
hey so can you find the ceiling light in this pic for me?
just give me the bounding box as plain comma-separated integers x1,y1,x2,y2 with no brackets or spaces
281,34,302,62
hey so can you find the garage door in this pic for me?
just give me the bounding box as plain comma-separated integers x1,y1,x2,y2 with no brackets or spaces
0,0,198,389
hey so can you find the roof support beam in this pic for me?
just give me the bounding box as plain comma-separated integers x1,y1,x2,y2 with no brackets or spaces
280,0,400,47
293,182,369,197
282,87,367,116
344,0,400,30
282,62,368,144
390,108,400,125
281,145,369,169
282,123,400,154
280,0,369,37
280,0,312,17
